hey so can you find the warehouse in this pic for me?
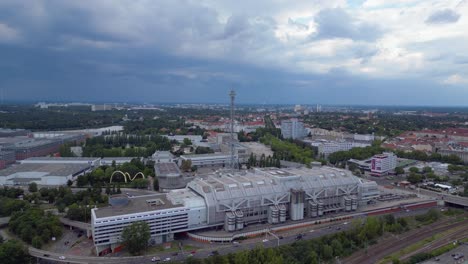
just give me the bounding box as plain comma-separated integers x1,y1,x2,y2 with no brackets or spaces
0,163,92,186
91,166,379,255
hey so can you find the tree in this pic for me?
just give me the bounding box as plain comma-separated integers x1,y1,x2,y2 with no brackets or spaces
67,180,73,187
183,138,192,146
395,167,404,175
181,160,192,172
409,167,419,173
0,240,30,264
422,166,432,174
407,173,422,184
28,182,38,193
76,175,88,187
121,221,150,255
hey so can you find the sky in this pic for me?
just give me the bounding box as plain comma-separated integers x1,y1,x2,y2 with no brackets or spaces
0,0,467,106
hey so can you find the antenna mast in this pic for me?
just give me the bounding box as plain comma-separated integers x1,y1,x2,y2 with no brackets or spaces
229,90,236,171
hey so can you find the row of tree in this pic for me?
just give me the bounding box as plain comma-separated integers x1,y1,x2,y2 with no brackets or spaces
260,134,314,165
247,153,281,168
9,208,63,249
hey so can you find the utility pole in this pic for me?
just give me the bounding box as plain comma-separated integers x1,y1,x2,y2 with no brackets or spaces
229,90,236,172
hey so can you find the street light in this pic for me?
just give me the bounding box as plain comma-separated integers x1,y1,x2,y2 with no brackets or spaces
266,230,280,247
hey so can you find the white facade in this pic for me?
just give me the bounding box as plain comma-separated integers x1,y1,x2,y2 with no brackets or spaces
318,141,371,156
353,134,375,141
180,153,233,167
281,118,307,139
370,152,397,176
92,190,207,255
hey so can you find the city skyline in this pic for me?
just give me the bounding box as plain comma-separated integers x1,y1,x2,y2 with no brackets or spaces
0,0,467,105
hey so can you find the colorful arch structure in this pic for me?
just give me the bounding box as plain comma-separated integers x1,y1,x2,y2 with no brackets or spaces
109,171,146,183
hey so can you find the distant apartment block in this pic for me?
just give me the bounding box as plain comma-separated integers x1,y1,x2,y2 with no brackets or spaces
281,118,307,140
370,152,397,176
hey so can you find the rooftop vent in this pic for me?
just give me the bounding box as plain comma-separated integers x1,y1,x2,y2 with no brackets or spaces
146,199,165,206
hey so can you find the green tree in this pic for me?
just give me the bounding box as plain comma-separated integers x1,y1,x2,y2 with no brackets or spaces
407,173,422,184
28,182,38,193
181,160,192,172
67,179,73,187
76,175,88,187
395,167,404,175
32,236,43,249
409,167,419,173
422,166,432,173
183,138,192,146
0,240,31,264
121,221,150,255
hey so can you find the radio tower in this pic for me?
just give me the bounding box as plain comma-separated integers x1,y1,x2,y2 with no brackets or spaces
229,90,237,171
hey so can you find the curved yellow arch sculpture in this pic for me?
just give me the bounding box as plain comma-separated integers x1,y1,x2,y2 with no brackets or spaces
110,171,146,183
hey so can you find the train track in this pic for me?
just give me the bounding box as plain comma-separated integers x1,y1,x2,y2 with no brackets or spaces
344,216,468,264
399,227,468,261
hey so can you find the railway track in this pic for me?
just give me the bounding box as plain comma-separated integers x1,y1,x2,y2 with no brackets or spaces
345,216,468,264
399,227,468,261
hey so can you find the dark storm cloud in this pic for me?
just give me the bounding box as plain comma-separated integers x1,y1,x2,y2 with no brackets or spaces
0,1,466,106
425,9,461,24
312,8,382,41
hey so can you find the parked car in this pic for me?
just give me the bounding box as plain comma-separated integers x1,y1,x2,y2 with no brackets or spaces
151,256,161,262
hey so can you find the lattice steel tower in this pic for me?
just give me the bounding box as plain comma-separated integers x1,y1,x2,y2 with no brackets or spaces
229,90,237,171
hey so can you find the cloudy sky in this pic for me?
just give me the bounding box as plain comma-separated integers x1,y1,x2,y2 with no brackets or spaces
0,0,467,105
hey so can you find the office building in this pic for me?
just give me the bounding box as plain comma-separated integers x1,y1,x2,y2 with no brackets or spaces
370,152,397,176
179,153,233,168
318,141,371,157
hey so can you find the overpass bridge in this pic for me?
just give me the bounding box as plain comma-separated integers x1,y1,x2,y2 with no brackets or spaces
59,217,92,237
403,187,468,208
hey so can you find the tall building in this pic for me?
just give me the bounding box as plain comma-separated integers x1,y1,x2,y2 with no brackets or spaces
370,152,397,176
281,118,307,139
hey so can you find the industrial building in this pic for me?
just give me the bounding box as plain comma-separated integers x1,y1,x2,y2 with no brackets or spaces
0,150,15,169
0,163,92,186
154,162,184,191
19,157,100,166
91,166,379,255
0,134,86,160
0,129,30,137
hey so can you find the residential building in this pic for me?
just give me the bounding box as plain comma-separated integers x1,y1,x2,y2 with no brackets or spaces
281,118,307,139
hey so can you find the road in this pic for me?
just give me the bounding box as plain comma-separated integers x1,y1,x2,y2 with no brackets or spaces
29,207,437,264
